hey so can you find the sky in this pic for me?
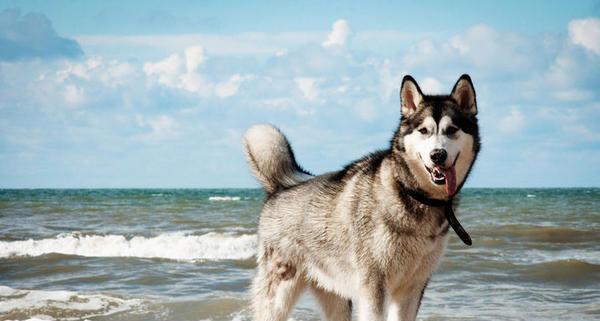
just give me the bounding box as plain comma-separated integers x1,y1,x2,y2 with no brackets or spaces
0,1,599,188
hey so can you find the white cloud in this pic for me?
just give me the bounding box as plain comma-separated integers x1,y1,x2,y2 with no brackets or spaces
532,30,599,98
404,24,538,75
105,62,135,82
56,61,90,81
76,32,324,57
569,18,600,55
420,77,443,94
148,115,178,137
135,114,180,144
184,46,206,72
447,24,517,62
75,29,427,60
143,53,185,87
352,98,379,121
498,107,525,134
538,107,579,123
374,59,405,102
562,124,599,141
63,84,85,106
143,46,250,97
257,97,294,110
554,89,594,101
323,19,352,48
543,55,579,86
294,77,320,101
54,57,136,88
179,72,213,95
215,74,251,98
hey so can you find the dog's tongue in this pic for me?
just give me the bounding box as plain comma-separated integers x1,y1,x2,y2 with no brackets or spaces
443,166,457,197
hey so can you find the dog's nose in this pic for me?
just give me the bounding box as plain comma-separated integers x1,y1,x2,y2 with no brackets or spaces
430,149,447,165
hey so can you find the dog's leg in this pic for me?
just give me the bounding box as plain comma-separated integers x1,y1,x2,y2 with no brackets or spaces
400,280,428,321
310,285,352,321
251,248,305,321
356,279,386,321
387,281,428,321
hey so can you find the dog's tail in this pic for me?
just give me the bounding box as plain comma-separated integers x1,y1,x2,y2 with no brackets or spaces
243,124,312,195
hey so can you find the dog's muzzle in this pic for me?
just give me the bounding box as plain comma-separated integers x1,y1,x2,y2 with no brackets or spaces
420,153,460,197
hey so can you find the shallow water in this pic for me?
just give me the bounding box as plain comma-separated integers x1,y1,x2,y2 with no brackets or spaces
0,188,599,321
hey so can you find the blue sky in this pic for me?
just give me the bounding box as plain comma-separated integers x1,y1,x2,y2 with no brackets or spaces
0,1,599,188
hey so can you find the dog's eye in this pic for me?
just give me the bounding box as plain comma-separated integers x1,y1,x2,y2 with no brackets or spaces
446,126,458,135
418,128,428,135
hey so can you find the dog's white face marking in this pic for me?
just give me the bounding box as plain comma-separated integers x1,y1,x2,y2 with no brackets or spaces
404,115,475,199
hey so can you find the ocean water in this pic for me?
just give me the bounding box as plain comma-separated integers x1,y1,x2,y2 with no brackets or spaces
0,188,599,321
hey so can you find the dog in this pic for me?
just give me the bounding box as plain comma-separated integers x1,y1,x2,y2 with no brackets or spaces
243,74,480,321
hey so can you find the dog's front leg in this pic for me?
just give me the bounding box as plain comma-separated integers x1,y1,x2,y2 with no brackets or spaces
356,280,386,321
386,280,428,321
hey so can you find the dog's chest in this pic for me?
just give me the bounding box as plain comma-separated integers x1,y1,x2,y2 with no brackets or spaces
391,229,447,285
380,207,449,289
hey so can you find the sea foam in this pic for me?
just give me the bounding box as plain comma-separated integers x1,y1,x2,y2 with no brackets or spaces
0,232,257,261
0,286,143,320
208,196,241,201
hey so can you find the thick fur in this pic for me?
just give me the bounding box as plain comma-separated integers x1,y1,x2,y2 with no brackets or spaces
244,124,313,194
244,75,480,321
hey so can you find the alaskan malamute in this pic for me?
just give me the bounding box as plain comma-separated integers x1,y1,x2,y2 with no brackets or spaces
244,74,481,321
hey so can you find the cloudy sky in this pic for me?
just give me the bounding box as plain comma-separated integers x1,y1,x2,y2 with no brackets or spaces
0,1,599,188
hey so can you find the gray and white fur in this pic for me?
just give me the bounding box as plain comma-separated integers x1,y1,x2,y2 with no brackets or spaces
244,74,481,321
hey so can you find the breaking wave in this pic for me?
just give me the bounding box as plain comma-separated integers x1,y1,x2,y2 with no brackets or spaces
0,232,257,261
208,196,241,201
0,286,144,321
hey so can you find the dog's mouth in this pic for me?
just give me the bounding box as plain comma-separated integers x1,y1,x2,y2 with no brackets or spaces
428,166,449,185
420,153,460,197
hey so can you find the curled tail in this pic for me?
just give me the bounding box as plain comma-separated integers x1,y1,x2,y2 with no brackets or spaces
243,124,312,194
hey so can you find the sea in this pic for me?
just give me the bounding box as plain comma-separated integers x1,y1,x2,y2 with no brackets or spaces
0,188,599,321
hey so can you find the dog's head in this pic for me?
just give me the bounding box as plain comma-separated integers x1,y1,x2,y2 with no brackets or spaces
393,74,480,200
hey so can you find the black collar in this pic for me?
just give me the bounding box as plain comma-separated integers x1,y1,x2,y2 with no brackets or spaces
405,188,472,246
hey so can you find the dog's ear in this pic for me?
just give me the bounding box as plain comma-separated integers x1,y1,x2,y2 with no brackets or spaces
400,75,424,117
451,74,477,115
